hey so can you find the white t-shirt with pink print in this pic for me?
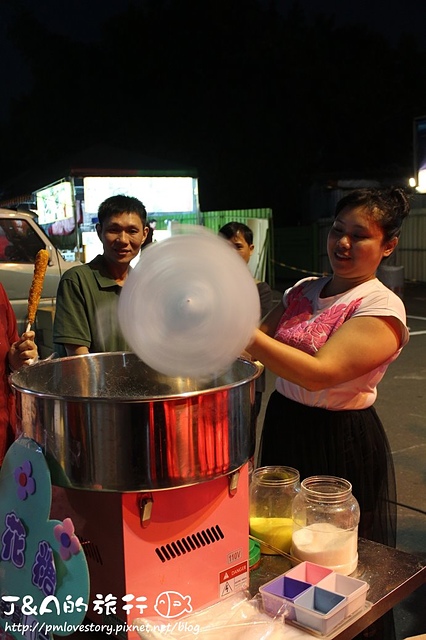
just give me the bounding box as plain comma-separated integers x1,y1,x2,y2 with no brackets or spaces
274,276,409,410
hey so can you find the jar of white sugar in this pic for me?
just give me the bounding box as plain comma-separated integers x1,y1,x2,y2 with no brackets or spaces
291,476,360,575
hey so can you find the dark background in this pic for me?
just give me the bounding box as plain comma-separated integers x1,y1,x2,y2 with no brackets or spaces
1,0,426,224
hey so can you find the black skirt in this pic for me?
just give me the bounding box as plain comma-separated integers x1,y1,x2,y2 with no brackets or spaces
258,390,397,548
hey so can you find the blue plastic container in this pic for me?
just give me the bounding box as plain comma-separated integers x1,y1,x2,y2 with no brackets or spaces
293,586,347,634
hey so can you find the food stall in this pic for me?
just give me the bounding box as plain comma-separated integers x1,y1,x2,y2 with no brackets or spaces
0,145,199,263
0,230,425,640
2,429,425,640
32,155,200,264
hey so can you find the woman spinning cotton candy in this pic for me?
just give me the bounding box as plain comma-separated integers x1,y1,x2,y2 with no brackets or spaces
246,187,410,549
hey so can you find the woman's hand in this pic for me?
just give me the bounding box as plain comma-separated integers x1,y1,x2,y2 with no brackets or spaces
8,331,38,371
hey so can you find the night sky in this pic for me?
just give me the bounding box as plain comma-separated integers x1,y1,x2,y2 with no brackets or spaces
1,0,426,221
1,0,425,109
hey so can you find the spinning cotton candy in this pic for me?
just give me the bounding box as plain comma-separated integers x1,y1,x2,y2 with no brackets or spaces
118,226,261,377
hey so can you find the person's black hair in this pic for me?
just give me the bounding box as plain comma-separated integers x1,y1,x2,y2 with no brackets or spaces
334,187,410,242
97,195,148,227
218,221,253,245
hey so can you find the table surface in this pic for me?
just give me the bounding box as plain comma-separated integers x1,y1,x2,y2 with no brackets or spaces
59,538,426,640
250,537,426,639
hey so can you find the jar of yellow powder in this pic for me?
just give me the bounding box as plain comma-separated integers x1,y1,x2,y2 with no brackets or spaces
249,466,300,555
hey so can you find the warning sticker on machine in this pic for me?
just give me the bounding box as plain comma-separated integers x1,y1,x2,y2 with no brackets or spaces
218,561,248,598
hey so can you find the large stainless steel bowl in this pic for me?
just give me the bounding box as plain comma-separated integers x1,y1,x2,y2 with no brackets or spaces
11,352,261,492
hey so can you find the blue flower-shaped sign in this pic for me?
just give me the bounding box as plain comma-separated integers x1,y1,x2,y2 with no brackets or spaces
0,436,90,640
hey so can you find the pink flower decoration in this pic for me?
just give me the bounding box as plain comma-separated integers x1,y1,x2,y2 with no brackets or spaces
14,460,36,500
275,299,363,355
276,289,313,334
54,518,81,560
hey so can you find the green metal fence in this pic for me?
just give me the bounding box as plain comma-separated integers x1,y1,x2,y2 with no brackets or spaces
153,208,275,286
152,208,272,231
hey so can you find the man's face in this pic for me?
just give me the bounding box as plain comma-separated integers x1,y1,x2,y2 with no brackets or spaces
227,231,254,264
97,212,148,266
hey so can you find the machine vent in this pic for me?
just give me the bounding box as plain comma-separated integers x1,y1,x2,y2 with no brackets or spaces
78,535,103,565
155,524,225,563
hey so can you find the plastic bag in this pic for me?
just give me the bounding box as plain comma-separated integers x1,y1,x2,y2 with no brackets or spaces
133,590,289,639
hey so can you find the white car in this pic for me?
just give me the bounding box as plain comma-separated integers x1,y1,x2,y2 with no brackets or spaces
0,208,80,352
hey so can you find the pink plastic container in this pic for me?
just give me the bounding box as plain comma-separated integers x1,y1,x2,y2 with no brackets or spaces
284,561,333,585
259,561,369,634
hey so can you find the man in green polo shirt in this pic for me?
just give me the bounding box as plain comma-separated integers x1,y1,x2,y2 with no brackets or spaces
53,194,149,356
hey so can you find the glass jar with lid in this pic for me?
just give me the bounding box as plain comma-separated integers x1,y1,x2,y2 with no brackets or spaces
249,466,300,555
291,475,360,575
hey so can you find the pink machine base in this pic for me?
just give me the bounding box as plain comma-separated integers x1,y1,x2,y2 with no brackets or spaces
51,464,250,639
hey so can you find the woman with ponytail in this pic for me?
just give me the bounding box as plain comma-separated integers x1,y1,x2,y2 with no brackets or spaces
247,187,411,549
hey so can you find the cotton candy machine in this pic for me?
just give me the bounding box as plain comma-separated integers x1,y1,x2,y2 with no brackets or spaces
11,352,261,638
